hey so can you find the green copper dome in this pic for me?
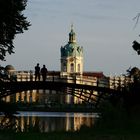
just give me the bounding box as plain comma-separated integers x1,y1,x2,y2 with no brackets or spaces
61,42,83,57
61,26,83,57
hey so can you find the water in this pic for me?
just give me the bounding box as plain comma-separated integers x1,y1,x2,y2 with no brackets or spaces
0,112,98,132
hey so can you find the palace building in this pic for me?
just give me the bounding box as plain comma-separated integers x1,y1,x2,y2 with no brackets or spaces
3,25,112,104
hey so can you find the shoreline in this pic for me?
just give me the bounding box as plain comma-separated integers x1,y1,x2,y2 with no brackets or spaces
17,107,95,113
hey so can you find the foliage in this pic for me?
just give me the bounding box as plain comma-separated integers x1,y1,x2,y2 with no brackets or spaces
118,67,140,112
0,0,30,120
0,0,30,61
132,40,140,55
126,67,140,83
0,101,18,115
0,101,18,132
0,66,9,82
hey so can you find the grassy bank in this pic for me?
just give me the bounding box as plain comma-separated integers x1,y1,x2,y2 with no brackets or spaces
0,127,140,140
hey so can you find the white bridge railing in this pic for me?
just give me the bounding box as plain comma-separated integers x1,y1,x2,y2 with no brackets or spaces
7,70,133,90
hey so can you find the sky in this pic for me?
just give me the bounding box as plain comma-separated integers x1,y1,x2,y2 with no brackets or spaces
2,0,140,76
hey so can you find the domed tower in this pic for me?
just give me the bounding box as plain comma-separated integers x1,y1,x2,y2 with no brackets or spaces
60,25,83,76
5,65,15,74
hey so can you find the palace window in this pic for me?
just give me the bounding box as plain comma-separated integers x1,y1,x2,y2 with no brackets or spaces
70,63,74,72
78,64,80,72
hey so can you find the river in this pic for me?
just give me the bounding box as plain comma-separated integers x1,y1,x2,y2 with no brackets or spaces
0,111,98,132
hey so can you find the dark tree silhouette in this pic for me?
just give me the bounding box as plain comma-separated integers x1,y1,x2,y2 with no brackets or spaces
0,0,30,118
0,0,30,61
127,67,140,83
122,67,140,110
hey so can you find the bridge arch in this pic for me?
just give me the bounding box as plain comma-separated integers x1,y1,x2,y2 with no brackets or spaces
0,81,121,106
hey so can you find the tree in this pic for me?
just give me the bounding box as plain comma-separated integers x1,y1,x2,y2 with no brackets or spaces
127,67,140,83
0,0,30,61
0,0,30,117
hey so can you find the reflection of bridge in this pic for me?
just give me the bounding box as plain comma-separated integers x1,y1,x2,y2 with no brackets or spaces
0,76,123,107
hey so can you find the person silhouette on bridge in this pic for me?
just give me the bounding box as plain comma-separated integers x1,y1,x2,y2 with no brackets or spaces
41,65,48,81
35,63,40,81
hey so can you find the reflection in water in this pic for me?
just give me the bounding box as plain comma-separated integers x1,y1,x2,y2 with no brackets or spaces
0,112,97,132
0,116,18,130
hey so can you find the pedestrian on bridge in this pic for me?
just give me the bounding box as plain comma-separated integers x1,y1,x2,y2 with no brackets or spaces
41,65,48,81
35,63,40,81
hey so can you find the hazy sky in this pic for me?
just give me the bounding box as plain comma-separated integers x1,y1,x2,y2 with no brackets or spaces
2,0,140,76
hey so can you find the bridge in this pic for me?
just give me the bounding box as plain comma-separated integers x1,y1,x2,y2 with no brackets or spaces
0,75,127,107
